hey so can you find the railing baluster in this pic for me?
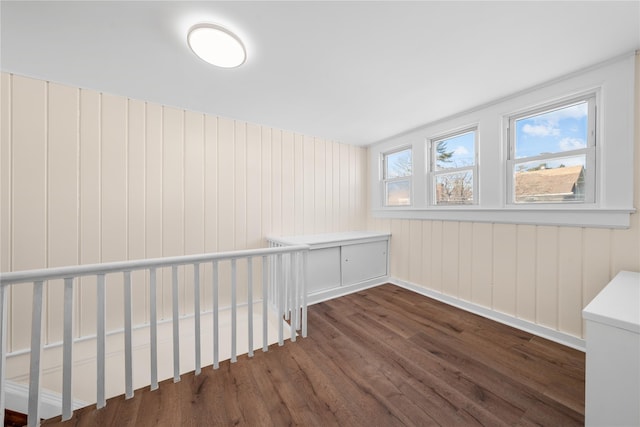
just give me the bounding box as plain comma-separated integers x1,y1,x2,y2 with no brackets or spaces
123,271,133,399
277,253,283,346
247,257,253,357
27,280,44,427
302,250,308,338
0,243,310,418
284,254,290,321
62,277,74,421
96,274,106,409
171,266,180,382
193,263,201,375
231,259,237,363
212,260,219,369
262,256,268,352
0,284,7,427
149,268,158,390
290,253,296,342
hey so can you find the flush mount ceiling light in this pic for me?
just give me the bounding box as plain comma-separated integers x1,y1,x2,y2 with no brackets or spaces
187,23,246,68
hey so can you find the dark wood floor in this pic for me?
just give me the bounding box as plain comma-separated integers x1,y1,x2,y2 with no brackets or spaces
43,284,585,426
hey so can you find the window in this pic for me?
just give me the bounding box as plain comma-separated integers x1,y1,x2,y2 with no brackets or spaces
508,95,596,204
429,129,477,205
383,147,412,206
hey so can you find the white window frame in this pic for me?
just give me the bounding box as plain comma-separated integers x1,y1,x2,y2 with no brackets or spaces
369,54,635,228
382,146,413,207
428,127,478,206
507,94,597,205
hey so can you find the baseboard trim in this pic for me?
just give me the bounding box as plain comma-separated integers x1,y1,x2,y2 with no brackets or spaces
4,380,90,419
390,278,586,352
307,277,390,305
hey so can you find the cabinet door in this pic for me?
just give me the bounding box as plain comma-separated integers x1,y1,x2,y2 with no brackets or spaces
307,247,342,293
341,240,388,286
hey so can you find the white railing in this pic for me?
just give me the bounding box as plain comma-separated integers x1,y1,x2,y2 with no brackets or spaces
0,245,309,427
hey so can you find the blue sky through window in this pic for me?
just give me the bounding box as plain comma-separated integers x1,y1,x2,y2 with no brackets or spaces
515,102,588,163
436,131,475,169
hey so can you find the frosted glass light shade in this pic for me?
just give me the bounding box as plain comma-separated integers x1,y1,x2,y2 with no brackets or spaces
187,23,246,68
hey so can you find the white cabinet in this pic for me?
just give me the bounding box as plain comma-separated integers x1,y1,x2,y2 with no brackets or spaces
582,271,640,427
267,232,390,303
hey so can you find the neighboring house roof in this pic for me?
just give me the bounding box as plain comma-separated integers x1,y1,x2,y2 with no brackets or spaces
515,165,584,199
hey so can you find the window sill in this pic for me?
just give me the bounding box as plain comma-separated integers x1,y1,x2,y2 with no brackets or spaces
372,207,636,228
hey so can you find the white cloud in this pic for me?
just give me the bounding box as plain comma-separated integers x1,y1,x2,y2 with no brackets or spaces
543,102,588,124
453,146,469,155
559,137,585,151
522,123,560,137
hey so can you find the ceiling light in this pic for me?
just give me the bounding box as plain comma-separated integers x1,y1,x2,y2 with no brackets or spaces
187,23,246,68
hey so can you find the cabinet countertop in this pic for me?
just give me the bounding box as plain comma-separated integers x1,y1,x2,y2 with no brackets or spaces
267,231,390,247
582,270,640,334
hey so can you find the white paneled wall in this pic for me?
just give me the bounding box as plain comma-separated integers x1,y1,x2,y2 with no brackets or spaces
0,73,368,353
370,215,640,340
367,54,640,341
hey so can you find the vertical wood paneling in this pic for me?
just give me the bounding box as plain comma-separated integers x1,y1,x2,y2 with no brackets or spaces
10,68,638,350
535,226,558,329
457,222,473,302
516,225,536,322
339,144,350,231
101,94,127,330
79,89,101,337
184,111,204,312
471,222,492,308
355,147,365,228
145,103,163,318
281,131,294,236
314,138,326,234
332,141,341,231
127,99,146,325
216,117,234,252
408,220,423,284
0,74,11,274
11,76,47,351
558,227,583,337
270,130,282,236
246,123,262,248
234,121,247,249
293,134,304,235
349,146,357,229
161,107,184,316
611,223,640,275
47,82,79,343
204,115,218,254
0,74,11,349
184,111,204,256
324,141,334,232
441,221,459,297
492,224,517,315
420,221,432,287
389,220,403,281
582,228,611,308
203,115,218,310
430,221,443,293
260,127,272,241
303,136,315,234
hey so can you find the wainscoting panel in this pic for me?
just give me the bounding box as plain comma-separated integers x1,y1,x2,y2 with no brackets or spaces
0,72,368,353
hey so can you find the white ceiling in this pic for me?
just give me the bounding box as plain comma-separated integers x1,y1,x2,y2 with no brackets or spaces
1,1,639,146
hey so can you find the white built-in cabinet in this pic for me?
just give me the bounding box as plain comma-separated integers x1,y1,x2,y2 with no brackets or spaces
267,231,390,304
582,271,640,427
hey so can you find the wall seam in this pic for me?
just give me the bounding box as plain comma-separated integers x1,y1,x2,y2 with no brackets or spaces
7,74,13,351
44,80,50,343
76,87,81,338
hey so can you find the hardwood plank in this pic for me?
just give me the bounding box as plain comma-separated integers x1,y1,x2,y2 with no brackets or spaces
43,285,584,427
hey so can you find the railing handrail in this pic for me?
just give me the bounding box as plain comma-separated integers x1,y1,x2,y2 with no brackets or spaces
1,243,309,426
0,244,310,286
